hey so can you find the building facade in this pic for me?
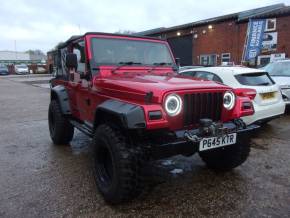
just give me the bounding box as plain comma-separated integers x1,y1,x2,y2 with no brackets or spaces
0,51,47,74
139,4,290,67
0,51,46,65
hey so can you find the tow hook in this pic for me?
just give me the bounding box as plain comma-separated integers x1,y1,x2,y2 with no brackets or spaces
184,131,201,143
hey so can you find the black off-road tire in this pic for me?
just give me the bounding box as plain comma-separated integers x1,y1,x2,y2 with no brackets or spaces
199,135,250,172
92,124,144,204
48,100,74,145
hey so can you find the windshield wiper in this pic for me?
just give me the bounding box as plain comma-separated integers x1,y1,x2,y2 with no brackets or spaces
148,62,173,73
112,62,142,73
153,62,172,66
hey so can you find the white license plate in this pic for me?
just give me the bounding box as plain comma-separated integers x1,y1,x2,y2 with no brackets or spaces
199,133,237,151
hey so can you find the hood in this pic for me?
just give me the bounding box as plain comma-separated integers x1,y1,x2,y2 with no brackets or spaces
271,76,290,87
94,73,230,103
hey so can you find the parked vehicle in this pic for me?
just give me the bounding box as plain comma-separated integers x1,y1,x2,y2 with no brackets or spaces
37,66,47,74
49,32,255,204
264,59,290,107
0,64,9,75
15,64,29,74
179,66,285,125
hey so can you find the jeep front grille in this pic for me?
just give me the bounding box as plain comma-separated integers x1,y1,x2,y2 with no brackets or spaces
183,92,223,126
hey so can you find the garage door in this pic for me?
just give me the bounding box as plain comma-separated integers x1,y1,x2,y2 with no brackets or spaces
167,35,193,66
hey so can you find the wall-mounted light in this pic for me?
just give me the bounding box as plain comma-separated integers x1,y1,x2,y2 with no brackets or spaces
193,33,198,39
202,30,206,34
208,25,213,30
177,31,181,36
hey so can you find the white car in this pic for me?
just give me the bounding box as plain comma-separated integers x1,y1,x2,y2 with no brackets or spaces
15,64,29,74
263,59,290,106
179,66,285,125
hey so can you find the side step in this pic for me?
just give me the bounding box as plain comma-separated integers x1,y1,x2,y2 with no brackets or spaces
70,120,94,137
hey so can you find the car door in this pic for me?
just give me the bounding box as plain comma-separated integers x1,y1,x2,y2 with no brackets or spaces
72,40,94,123
56,46,81,119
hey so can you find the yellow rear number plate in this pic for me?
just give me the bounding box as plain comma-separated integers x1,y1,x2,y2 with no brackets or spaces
261,92,275,100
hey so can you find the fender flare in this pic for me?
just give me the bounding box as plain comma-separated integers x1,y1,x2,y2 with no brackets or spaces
50,85,71,115
94,99,146,129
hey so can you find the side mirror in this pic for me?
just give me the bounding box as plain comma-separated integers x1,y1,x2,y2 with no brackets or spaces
66,53,78,69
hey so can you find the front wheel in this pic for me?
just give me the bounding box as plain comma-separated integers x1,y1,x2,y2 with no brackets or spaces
199,135,250,171
92,124,144,204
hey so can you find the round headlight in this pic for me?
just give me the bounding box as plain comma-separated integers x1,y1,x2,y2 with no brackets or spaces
165,94,182,116
223,91,235,110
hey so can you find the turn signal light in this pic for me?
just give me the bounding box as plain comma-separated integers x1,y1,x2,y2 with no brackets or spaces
149,111,162,120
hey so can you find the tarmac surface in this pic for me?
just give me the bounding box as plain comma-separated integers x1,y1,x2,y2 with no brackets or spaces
0,75,289,217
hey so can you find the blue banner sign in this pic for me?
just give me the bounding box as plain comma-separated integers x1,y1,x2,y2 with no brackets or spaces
244,19,266,61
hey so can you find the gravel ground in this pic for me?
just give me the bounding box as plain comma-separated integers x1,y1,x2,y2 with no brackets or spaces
0,75,289,217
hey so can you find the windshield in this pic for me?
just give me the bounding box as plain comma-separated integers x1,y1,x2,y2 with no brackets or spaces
91,37,174,66
265,62,290,76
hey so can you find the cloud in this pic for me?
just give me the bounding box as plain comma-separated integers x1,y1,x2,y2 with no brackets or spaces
0,0,289,52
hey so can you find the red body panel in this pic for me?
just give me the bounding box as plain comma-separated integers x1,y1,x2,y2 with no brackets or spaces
52,33,254,131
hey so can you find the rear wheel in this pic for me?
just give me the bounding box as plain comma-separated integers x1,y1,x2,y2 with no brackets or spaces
92,124,144,204
199,135,250,171
48,100,74,145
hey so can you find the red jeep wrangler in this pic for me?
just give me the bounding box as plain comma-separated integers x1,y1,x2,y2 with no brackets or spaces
49,32,255,204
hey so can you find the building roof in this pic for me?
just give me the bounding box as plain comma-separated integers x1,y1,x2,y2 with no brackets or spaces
138,3,290,36
0,51,30,61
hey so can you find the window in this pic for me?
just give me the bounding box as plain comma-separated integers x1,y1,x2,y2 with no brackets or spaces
265,18,276,32
190,71,223,83
200,54,217,66
180,71,196,77
221,53,231,63
58,48,67,77
73,41,85,73
257,55,271,67
91,38,174,66
235,72,274,86
265,62,290,77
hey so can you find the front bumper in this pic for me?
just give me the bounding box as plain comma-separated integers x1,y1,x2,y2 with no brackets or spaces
150,120,259,159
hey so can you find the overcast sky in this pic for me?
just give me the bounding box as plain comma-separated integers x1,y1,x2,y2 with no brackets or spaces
1,0,289,52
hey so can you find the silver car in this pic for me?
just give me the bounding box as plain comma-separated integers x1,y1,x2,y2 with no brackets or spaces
264,60,290,106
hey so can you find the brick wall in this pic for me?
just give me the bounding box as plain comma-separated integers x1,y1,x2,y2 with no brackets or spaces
275,16,290,58
192,21,243,65
154,15,290,66
192,16,290,65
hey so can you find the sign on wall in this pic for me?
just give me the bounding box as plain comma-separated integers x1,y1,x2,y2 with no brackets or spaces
262,32,278,53
244,19,266,61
